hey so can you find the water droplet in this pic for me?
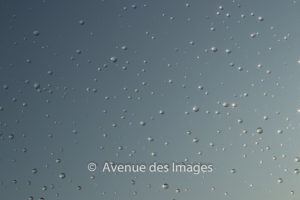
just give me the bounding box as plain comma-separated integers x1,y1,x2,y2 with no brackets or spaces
33,30,40,36
211,46,218,52
159,110,165,115
225,49,231,54
192,138,199,143
147,137,153,142
222,102,229,107
112,123,117,127
186,130,192,135
192,106,199,112
33,83,40,90
139,121,146,126
58,173,66,179
189,41,195,45
32,168,38,174
78,20,85,25
161,183,169,189
110,56,118,63
8,134,15,140
197,85,204,90
250,33,256,38
258,16,264,21
256,127,263,134
76,49,82,54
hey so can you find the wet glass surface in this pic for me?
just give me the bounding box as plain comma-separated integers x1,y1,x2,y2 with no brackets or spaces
0,0,300,199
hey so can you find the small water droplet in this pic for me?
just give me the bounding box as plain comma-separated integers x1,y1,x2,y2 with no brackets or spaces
58,173,66,179
256,127,263,134
192,106,199,112
33,30,40,36
110,56,118,63
211,46,218,52
161,183,169,189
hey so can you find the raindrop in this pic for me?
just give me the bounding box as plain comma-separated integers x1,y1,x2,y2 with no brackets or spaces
192,138,199,143
78,20,85,25
147,137,153,142
192,106,199,112
8,134,14,140
139,121,146,126
222,102,229,107
225,49,231,54
161,183,169,189
159,110,165,115
32,168,38,174
211,46,218,52
58,173,66,179
185,130,192,135
250,33,256,38
258,16,264,21
33,83,40,90
76,186,82,190
110,57,118,63
256,127,263,134
33,30,40,36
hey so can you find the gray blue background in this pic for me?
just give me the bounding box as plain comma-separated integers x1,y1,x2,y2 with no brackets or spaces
1,0,300,199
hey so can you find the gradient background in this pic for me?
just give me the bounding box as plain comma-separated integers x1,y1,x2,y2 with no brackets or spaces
1,0,300,199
